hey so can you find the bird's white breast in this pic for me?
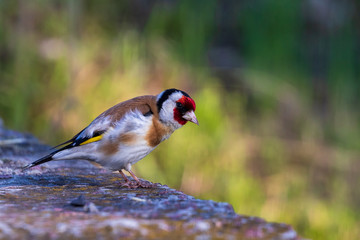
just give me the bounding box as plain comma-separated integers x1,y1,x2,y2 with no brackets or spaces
95,110,157,171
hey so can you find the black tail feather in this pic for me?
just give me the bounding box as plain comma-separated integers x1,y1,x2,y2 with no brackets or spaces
50,139,73,150
22,154,54,171
49,127,88,150
22,141,77,171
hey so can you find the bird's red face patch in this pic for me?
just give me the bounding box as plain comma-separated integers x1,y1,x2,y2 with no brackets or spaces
173,96,196,125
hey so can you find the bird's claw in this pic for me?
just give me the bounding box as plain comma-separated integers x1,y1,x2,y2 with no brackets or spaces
120,180,155,189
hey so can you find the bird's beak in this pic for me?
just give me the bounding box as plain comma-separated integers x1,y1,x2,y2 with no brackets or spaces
183,111,199,125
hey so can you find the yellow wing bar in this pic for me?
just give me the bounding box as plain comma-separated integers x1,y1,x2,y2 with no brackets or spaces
79,135,103,146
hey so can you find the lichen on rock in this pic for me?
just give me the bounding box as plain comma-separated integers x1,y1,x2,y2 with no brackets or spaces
0,123,303,239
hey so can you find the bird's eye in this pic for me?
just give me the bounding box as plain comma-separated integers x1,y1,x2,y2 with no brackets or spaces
176,102,183,108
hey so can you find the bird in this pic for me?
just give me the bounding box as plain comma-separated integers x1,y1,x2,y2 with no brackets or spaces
23,88,198,188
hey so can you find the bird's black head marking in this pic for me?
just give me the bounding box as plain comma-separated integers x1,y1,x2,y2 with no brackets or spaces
156,88,190,113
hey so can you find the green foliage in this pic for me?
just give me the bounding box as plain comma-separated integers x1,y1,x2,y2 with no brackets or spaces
1,1,359,239
240,0,302,76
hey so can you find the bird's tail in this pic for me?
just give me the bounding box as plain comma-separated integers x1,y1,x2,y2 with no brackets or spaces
22,153,55,171
22,139,77,171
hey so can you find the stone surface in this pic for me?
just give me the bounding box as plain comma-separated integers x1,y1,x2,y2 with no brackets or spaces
0,122,303,239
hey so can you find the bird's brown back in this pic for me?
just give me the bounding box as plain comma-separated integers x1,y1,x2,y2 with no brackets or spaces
98,95,158,123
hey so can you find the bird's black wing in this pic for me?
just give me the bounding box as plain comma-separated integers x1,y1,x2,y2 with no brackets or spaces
23,129,106,170
50,127,87,149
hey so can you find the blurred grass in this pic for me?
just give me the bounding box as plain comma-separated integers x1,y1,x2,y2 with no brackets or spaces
1,1,360,239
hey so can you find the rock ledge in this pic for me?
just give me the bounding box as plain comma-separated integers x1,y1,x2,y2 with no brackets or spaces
0,124,302,239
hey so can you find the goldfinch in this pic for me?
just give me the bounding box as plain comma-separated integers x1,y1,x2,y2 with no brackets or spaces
23,88,198,188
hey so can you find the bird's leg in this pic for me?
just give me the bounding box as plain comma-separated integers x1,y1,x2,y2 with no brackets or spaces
119,168,155,188
128,170,155,188
118,169,154,188
127,170,140,182
119,170,137,188
119,170,131,183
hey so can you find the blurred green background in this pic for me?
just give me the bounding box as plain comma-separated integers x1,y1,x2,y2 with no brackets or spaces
1,0,359,239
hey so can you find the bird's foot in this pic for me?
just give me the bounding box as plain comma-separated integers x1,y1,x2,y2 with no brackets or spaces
118,169,156,188
120,180,155,189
